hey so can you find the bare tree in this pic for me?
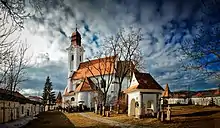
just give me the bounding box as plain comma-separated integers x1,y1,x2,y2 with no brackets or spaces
0,0,49,91
1,43,30,92
86,52,116,108
180,0,220,80
0,28,19,88
0,0,53,27
104,27,144,111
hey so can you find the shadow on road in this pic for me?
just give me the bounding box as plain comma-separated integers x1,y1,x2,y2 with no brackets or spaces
22,111,75,128
172,110,220,117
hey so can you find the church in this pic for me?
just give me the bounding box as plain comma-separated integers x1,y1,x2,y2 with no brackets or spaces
62,28,131,109
62,28,164,117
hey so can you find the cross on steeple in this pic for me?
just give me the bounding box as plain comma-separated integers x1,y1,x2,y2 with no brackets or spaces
75,23,78,32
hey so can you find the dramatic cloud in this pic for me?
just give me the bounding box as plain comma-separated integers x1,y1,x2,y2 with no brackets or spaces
20,60,67,96
20,0,219,96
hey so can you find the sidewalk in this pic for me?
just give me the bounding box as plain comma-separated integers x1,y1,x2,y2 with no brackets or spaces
0,116,35,128
79,113,150,128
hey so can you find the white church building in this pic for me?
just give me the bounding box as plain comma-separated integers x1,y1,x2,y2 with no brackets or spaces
62,29,131,109
62,28,164,117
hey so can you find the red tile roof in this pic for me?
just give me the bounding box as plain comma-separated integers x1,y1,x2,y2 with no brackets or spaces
72,56,116,80
0,88,26,99
214,89,220,95
63,87,75,96
125,72,163,93
75,77,97,92
56,92,62,103
195,92,203,97
0,88,41,104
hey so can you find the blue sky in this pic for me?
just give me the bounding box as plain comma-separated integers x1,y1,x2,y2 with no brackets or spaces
18,0,219,96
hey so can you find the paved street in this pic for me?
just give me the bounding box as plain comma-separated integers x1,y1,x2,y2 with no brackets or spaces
0,117,34,128
78,113,141,128
22,111,74,128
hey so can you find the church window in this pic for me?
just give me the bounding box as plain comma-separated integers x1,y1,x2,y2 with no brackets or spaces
79,56,82,61
101,79,106,88
21,106,24,114
71,97,75,101
111,84,114,92
72,55,74,61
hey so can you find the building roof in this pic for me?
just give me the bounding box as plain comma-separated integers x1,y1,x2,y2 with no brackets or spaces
214,88,220,95
0,88,41,104
162,84,171,98
125,72,164,93
72,31,81,37
63,87,75,96
56,91,62,103
194,92,203,97
191,89,219,98
72,56,116,80
0,88,25,99
115,61,135,77
75,77,97,92
168,89,220,98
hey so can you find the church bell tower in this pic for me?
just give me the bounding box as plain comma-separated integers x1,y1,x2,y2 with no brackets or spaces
66,26,84,92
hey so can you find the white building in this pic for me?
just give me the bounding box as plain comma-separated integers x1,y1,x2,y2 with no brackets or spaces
62,29,164,115
124,72,164,118
0,88,43,123
62,29,132,109
162,84,220,106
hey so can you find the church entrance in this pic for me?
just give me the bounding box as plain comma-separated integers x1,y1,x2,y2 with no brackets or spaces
78,101,85,112
130,99,135,116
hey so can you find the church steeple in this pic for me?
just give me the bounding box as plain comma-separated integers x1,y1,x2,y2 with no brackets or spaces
71,24,81,47
66,25,84,92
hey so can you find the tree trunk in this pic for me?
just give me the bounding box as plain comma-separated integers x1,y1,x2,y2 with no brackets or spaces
103,94,107,116
117,83,122,114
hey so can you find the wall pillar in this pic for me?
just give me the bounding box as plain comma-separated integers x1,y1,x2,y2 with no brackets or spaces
138,93,143,118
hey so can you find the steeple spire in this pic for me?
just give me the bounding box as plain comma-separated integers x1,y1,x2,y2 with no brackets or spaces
71,24,81,47
75,23,78,32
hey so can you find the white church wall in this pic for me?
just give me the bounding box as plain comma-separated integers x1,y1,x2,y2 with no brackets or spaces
88,92,92,108
78,92,89,106
121,76,131,91
167,98,188,104
191,97,212,106
67,78,73,92
62,95,77,108
167,96,220,106
89,75,118,102
127,91,140,116
89,75,130,92
213,96,220,106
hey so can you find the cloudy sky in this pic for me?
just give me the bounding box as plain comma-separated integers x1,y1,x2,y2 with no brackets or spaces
18,0,219,96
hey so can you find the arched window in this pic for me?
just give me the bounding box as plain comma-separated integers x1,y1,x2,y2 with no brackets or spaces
147,101,152,108
72,55,74,61
71,97,75,101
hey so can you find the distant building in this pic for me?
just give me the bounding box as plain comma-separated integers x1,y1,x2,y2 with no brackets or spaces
56,91,62,108
0,88,43,123
27,96,43,103
191,89,220,106
162,84,220,106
